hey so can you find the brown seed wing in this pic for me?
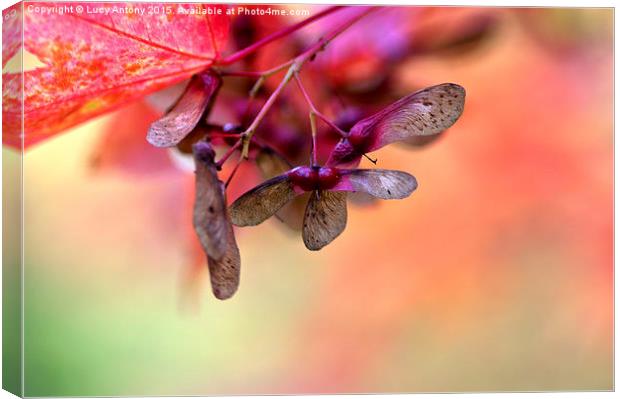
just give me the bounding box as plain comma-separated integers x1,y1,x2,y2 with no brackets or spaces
343,169,418,200
192,144,229,261
256,151,307,231
274,192,310,232
400,130,445,148
147,71,221,147
347,191,378,206
207,221,241,300
229,175,297,227
302,191,348,251
369,83,465,150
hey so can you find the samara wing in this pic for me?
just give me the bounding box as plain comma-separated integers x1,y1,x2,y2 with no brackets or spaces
147,71,221,147
207,221,241,300
352,83,465,151
229,175,297,227
336,169,417,199
192,141,229,261
302,191,348,251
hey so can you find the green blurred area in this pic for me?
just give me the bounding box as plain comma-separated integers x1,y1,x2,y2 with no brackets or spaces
3,148,22,396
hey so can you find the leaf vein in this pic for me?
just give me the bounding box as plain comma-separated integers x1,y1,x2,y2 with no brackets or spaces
68,13,215,62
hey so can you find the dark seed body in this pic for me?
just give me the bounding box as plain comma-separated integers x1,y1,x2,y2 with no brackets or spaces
288,166,341,192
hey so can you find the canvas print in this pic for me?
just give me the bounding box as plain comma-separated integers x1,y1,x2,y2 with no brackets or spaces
1,2,613,396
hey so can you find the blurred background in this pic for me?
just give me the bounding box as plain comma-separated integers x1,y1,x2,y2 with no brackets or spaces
2,5,613,396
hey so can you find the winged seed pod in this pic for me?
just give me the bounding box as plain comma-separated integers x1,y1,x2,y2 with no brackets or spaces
192,141,240,300
229,165,417,251
327,83,465,167
256,149,310,231
147,71,222,148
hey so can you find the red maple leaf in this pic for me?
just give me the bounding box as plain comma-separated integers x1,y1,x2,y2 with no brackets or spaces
2,2,230,148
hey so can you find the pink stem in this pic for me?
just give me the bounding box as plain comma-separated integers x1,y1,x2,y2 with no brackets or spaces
244,69,293,136
225,159,243,188
317,112,347,137
216,139,242,169
215,134,292,169
218,6,343,65
294,7,377,64
294,74,318,165
220,59,294,79
312,115,318,166
209,132,243,138
219,70,263,78
294,73,348,137
239,6,378,158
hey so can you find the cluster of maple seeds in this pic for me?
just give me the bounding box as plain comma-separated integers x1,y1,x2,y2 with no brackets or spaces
145,13,466,300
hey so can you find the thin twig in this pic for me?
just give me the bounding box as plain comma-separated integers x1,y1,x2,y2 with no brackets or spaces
214,133,294,170
293,73,348,137
224,158,243,188
239,6,378,158
219,60,293,79
217,6,343,65
209,133,243,138
309,111,318,166
216,139,243,169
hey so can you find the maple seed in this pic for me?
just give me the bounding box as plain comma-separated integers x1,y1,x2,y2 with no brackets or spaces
147,71,221,148
207,220,241,300
327,83,466,167
302,190,347,250
192,141,241,300
229,165,417,250
192,141,230,261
